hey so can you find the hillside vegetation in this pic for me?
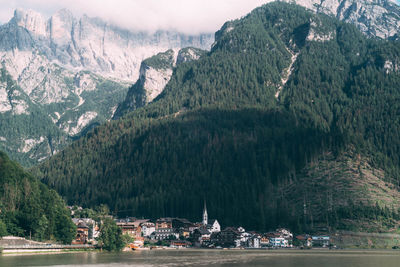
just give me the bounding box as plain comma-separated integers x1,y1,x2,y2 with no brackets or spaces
0,151,75,243
34,3,400,232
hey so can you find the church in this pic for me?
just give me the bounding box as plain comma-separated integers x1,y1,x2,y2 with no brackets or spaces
202,202,221,233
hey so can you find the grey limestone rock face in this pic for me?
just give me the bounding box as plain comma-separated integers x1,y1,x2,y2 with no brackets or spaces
281,0,400,39
0,8,214,165
113,47,206,119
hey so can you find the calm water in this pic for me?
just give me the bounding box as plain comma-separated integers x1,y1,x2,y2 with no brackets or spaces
1,249,400,267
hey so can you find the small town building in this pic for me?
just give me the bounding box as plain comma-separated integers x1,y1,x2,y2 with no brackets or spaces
296,234,312,247
246,234,261,248
170,240,191,248
312,236,330,247
72,218,99,244
152,228,179,240
206,219,221,233
276,228,293,239
116,222,136,237
192,227,211,246
72,221,89,244
260,235,270,247
212,227,241,248
156,218,173,229
270,237,288,247
172,218,193,229
141,222,156,237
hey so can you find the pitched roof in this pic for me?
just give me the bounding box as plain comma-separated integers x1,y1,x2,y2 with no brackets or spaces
132,219,150,227
222,227,240,235
174,218,193,224
77,221,89,229
208,219,219,225
196,227,211,235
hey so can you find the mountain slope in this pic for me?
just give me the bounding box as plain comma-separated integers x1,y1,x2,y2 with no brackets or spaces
34,3,400,232
0,151,76,243
113,47,207,119
0,9,213,165
0,68,68,166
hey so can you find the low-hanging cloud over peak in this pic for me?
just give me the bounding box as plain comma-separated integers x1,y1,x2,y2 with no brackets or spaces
0,0,268,34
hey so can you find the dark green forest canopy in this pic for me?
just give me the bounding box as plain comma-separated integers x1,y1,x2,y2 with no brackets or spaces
0,151,76,243
34,3,400,232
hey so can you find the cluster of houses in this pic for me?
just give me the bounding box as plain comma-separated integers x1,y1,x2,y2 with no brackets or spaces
69,204,331,249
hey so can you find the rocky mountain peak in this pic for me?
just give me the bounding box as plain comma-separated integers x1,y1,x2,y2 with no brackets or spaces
113,47,206,119
281,0,400,39
12,8,46,37
0,8,214,165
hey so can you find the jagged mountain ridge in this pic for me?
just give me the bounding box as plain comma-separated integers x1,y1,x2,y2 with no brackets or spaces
6,8,213,81
279,0,400,39
113,47,206,119
0,8,214,165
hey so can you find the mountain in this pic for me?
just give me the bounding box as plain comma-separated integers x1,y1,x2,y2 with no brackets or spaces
280,0,400,39
2,1,399,166
113,47,207,119
114,0,400,121
0,8,214,165
0,150,76,243
34,2,400,232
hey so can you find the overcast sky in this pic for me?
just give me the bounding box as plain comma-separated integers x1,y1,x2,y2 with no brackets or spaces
0,0,270,34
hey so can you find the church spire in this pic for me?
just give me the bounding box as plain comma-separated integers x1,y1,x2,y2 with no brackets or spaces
203,200,208,226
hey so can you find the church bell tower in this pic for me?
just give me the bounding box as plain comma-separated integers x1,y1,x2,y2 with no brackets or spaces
203,201,208,226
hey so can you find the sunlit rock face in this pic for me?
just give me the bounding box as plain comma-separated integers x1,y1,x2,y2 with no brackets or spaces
113,47,206,119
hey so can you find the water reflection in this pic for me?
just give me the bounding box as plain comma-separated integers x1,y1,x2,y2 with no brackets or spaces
1,249,400,267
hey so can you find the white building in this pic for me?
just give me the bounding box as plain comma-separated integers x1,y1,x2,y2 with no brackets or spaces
276,228,293,239
207,219,221,233
270,237,289,247
151,228,179,240
141,222,156,237
247,235,261,248
202,201,221,233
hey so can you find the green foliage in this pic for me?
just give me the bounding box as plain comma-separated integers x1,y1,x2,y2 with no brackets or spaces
0,151,76,243
54,213,77,244
121,234,134,245
0,67,128,166
0,219,7,237
97,217,124,251
35,2,400,232
0,69,68,167
143,49,176,70
34,215,49,241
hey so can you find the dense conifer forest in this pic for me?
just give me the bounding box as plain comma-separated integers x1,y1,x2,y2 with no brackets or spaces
34,3,400,232
0,151,76,243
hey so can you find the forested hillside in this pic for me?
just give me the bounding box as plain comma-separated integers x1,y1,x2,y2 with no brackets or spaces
0,151,76,243
0,68,69,166
34,3,400,232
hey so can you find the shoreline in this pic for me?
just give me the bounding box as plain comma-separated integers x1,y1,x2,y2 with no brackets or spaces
2,246,398,257
1,248,98,257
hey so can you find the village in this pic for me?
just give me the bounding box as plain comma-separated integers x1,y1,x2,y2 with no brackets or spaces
70,204,331,250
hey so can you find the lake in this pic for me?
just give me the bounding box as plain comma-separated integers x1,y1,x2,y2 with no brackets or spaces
1,249,400,267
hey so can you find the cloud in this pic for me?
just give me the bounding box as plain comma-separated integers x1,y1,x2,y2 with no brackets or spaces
0,0,268,34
